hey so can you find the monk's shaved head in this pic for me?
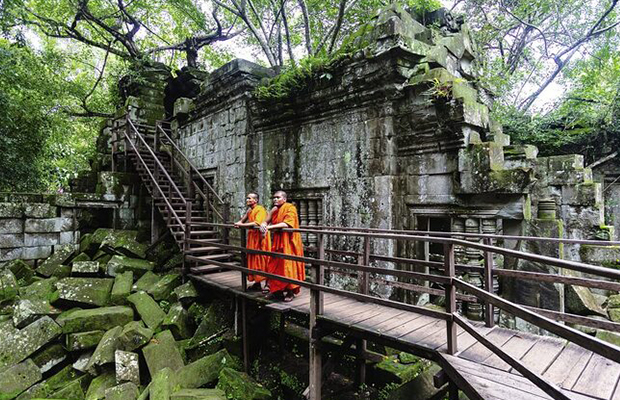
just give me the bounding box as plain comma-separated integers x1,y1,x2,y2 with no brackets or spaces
248,192,259,201
274,190,287,200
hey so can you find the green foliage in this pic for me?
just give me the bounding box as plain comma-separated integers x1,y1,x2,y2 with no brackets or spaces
0,39,107,191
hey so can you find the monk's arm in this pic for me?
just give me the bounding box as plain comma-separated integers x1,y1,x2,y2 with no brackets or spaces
259,207,277,234
233,210,250,228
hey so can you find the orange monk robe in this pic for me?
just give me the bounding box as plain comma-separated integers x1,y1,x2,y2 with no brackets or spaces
268,202,305,294
246,205,271,282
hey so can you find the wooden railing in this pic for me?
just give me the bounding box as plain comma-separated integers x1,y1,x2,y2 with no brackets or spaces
187,221,620,400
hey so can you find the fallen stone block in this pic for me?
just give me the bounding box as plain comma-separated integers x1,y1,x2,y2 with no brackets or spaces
85,371,116,400
71,252,91,264
55,277,114,307
115,350,139,385
132,271,159,292
13,299,61,328
148,274,182,301
36,245,75,277
0,316,62,369
79,233,96,256
0,359,43,400
72,350,92,373
177,349,239,389
85,326,123,373
101,231,147,260
143,330,184,377
19,278,58,301
31,343,67,374
371,355,430,385
66,330,106,351
126,291,166,330
110,272,133,305
50,377,87,400
382,363,443,400
106,256,154,278
105,382,139,400
565,271,607,317
163,303,192,339
2,259,35,284
190,302,233,347
72,261,101,276
16,364,81,400
150,367,175,400
170,389,226,400
216,367,271,400
0,269,18,302
117,321,153,352
172,282,198,305
56,306,134,333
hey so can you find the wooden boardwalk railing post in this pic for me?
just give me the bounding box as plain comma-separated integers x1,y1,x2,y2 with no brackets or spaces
240,228,248,291
309,232,325,400
222,202,230,244
483,237,494,328
444,242,457,355
356,236,371,385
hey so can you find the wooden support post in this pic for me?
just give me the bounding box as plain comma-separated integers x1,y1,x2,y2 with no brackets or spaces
448,381,459,400
356,236,370,386
483,237,494,328
308,233,325,400
241,297,250,373
222,203,230,244
183,171,193,282
240,228,248,291
444,242,457,355
150,198,157,244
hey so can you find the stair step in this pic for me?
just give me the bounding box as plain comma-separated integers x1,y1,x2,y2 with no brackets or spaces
185,246,222,254
172,230,218,237
189,264,237,275
191,253,234,261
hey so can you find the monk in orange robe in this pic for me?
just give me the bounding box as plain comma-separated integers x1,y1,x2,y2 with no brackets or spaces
260,191,305,302
234,193,271,291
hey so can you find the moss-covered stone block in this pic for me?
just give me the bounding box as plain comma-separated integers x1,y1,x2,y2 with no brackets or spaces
19,277,58,302
105,382,138,400
126,291,166,330
0,316,62,369
143,330,185,377
596,329,620,346
3,259,35,284
72,252,91,264
148,274,181,301
171,282,198,305
72,261,101,276
372,355,429,385
30,343,67,373
56,306,134,334
170,388,226,400
150,367,175,400
36,245,75,277
55,277,114,307
85,371,116,400
163,303,192,339
16,364,82,399
216,367,271,400
107,256,154,278
0,359,42,400
12,299,61,328
609,308,620,322
51,378,86,399
86,326,123,373
176,349,240,389
115,350,139,385
190,301,233,347
110,272,133,305
117,321,153,352
133,271,159,292
66,330,106,351
0,269,18,302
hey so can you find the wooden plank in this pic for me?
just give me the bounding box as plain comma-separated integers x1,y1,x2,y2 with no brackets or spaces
572,353,620,399
435,324,495,352
483,333,540,371
354,309,409,331
459,328,515,363
611,380,620,400
515,337,566,375
340,305,388,326
323,298,365,314
445,355,598,400
403,320,446,344
385,315,437,338
542,343,593,389
372,312,425,334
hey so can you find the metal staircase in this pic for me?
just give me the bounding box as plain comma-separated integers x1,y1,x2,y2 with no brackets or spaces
111,115,235,277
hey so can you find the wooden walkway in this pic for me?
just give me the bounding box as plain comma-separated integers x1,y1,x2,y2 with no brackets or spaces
191,270,620,400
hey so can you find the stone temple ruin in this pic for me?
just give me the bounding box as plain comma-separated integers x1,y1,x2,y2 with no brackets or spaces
1,6,620,397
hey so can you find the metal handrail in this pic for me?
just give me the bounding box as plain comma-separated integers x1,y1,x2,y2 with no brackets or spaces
155,122,224,205
120,127,185,231
126,119,187,205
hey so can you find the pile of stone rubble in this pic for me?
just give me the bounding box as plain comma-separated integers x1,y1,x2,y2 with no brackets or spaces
0,229,271,400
